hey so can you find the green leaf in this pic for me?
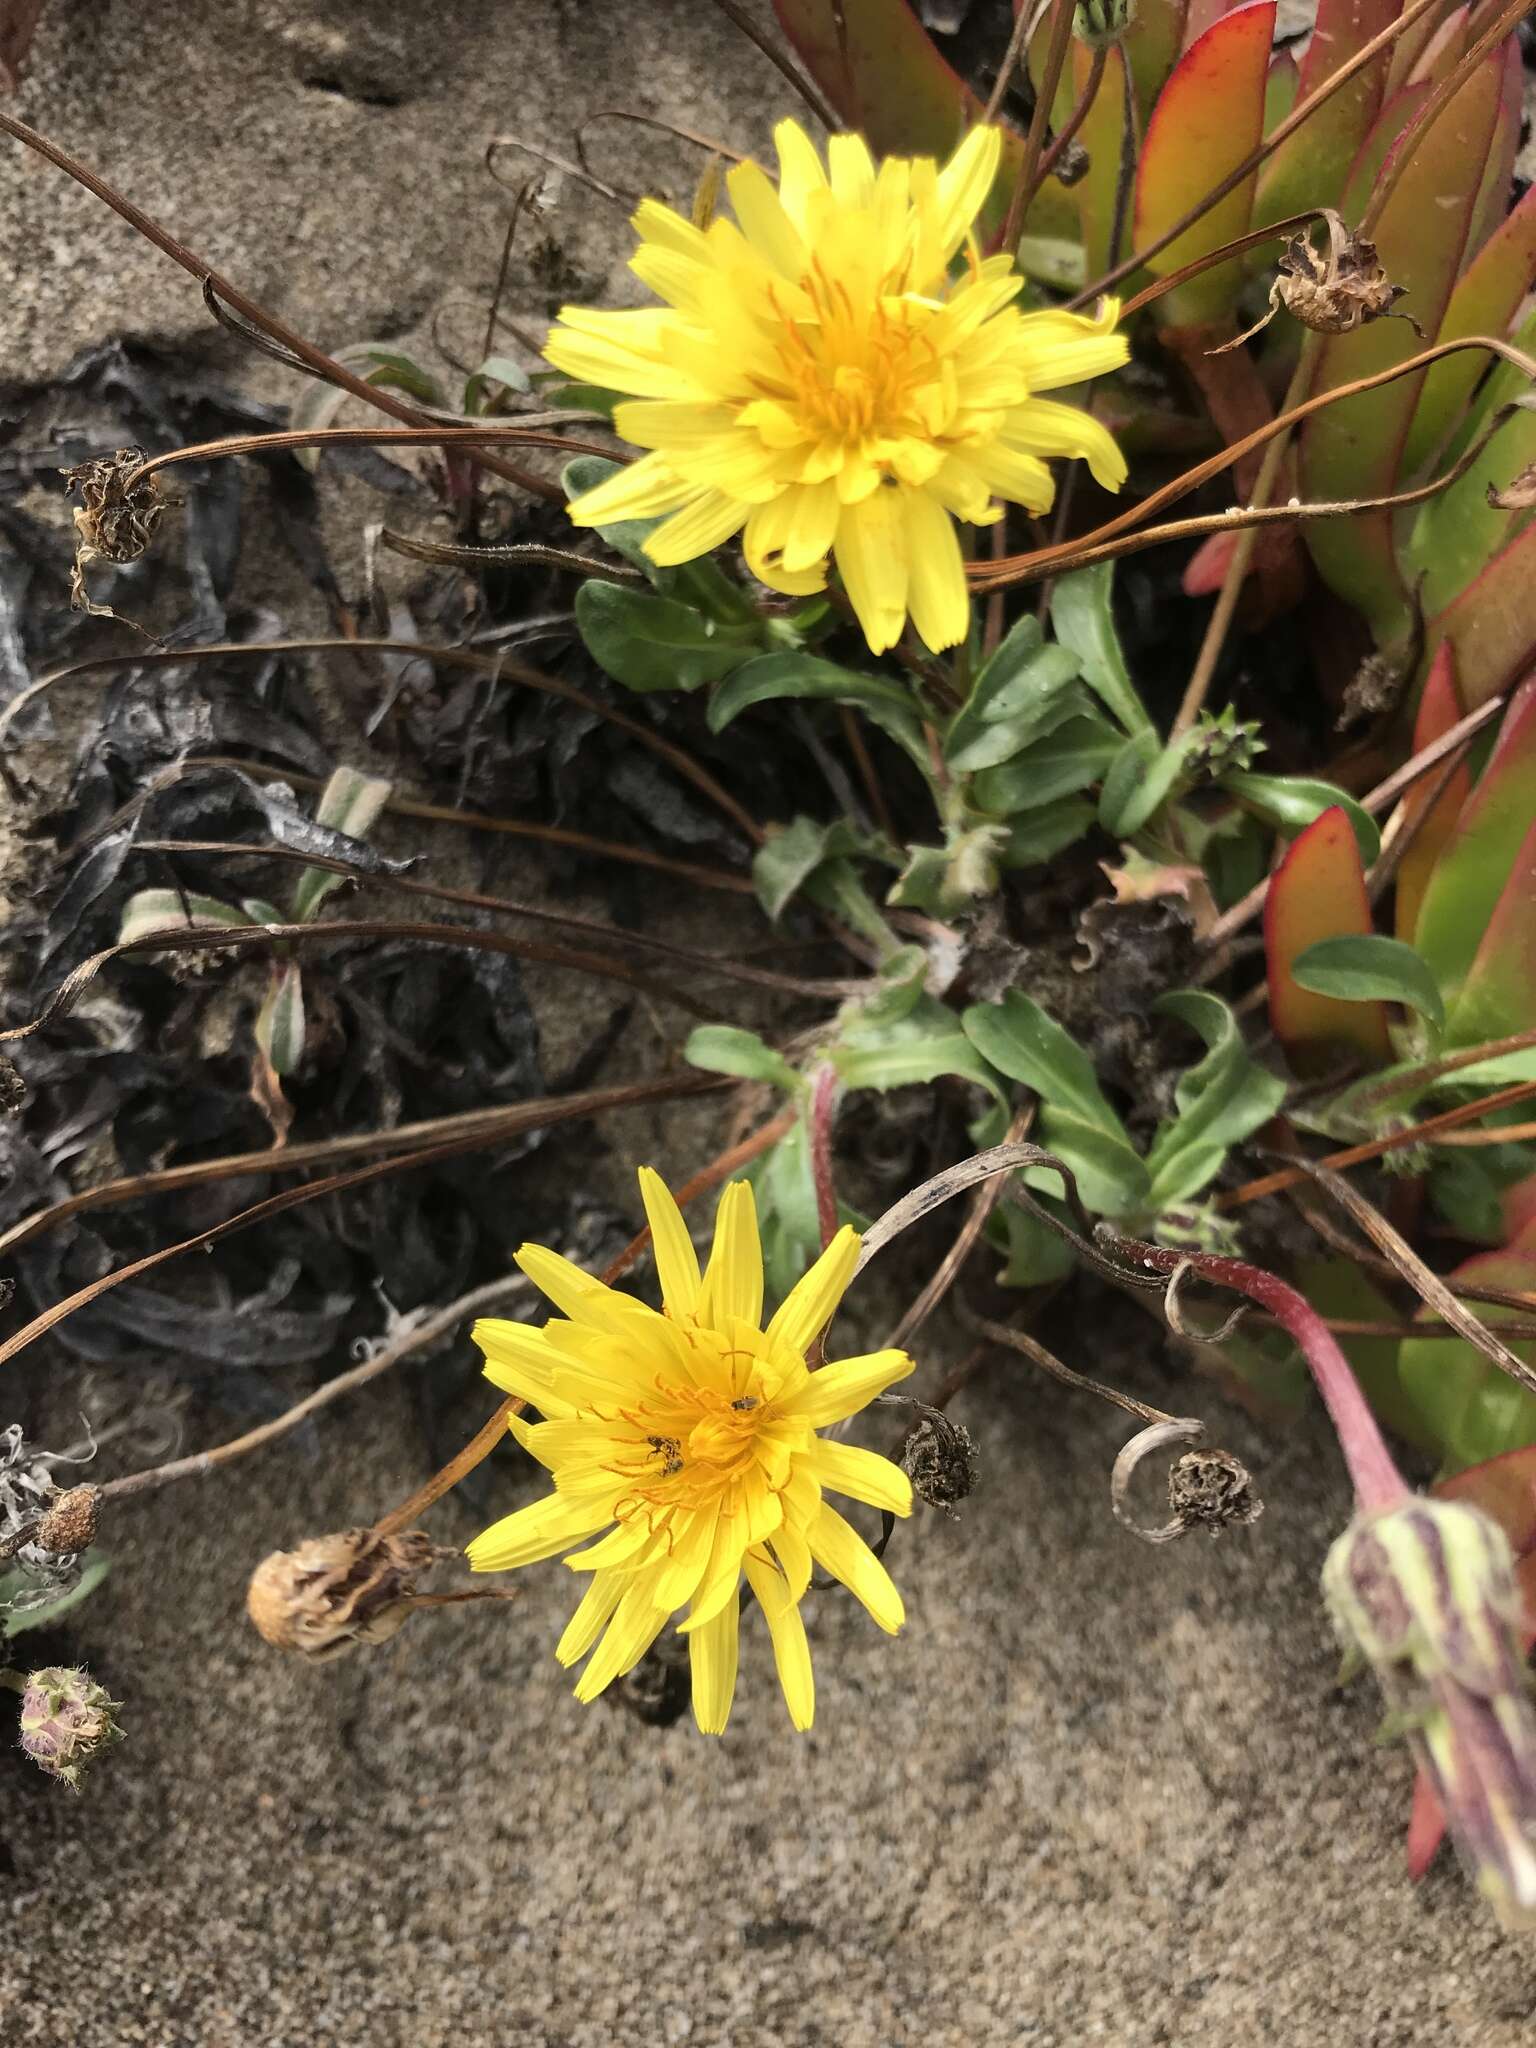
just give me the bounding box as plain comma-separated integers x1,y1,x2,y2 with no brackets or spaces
1001,799,1097,867
1048,565,1152,736
943,613,1084,771
118,889,249,944
961,990,1130,1138
1291,935,1445,1031
1025,1107,1151,1218
254,962,307,1077
709,652,930,773
752,816,877,921
546,381,621,419
1223,770,1382,864
1097,728,1199,836
1399,1248,1536,1471
684,1025,801,1093
834,995,1005,1104
745,1123,824,1305
972,717,1120,816
575,580,757,693
1144,990,1287,1209
462,353,532,413
293,766,393,922
2,1551,111,1637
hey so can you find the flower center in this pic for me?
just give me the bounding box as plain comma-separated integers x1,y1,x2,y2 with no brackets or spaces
771,266,932,447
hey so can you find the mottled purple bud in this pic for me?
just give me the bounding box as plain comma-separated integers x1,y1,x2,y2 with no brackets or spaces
18,1665,122,1791
1325,1499,1536,1931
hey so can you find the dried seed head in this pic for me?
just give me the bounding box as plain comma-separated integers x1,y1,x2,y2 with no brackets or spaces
1276,225,1411,337
34,1485,101,1557
900,1411,978,1513
1168,1448,1263,1535
18,1666,123,1791
247,1526,440,1661
62,447,164,616
1337,649,1408,733
1325,1498,1536,1932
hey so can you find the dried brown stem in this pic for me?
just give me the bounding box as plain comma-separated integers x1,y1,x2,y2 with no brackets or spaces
0,110,562,501
707,0,842,131
1004,0,1076,251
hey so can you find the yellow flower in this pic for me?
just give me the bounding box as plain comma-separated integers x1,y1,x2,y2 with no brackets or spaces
547,118,1128,655
466,1169,915,1733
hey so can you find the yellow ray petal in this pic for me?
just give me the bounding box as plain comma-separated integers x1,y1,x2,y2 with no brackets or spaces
644,488,751,566
637,1165,701,1316
827,131,877,209
677,1515,748,1633
743,1551,815,1730
1009,397,1127,493
808,1439,914,1516
565,453,694,524
934,125,1002,262
774,118,828,234
555,1570,627,1665
765,1224,860,1358
573,1578,672,1702
778,1348,914,1427
632,196,710,259
901,487,970,653
834,489,908,654
514,1243,642,1334
768,1521,813,1600
806,1501,906,1633
1009,306,1129,392
651,1496,722,1612
688,1591,741,1734
696,1179,764,1332
727,158,808,279
466,1490,612,1572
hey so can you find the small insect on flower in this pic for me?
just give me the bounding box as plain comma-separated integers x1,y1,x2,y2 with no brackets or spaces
547,119,1128,655
467,1170,917,1734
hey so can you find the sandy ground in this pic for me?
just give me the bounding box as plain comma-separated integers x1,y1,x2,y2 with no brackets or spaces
4,2,1536,2043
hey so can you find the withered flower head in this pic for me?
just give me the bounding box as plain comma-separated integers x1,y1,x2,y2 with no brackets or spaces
1488,456,1536,513
34,1485,102,1557
247,1526,440,1662
1324,1497,1536,1932
63,446,164,616
900,1410,978,1513
1168,1448,1263,1535
1211,213,1418,356
18,1666,123,1791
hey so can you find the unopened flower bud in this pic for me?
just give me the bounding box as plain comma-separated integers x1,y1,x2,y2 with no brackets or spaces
34,1485,101,1556
247,1526,440,1661
1074,0,1137,50
18,1666,122,1790
900,1411,978,1513
1324,1498,1536,1932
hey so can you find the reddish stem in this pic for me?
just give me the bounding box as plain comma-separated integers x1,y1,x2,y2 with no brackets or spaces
1117,1239,1409,1512
808,1064,840,1252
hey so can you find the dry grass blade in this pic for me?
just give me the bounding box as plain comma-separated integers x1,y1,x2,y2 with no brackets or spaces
0,916,737,1042
955,1298,1175,1426
853,1140,1090,1282
126,839,863,1000
883,1108,1035,1349
0,636,766,846
1278,1156,1536,1400
379,529,642,583
706,0,841,132
0,1073,729,1373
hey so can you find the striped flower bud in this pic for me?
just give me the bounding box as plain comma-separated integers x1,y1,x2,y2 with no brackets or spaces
1324,1498,1536,1931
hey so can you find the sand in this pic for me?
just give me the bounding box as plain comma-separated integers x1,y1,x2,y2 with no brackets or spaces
4,3,1535,2042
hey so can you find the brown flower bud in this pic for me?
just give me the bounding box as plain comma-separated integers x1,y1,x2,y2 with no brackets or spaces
247,1526,440,1661
1051,140,1091,189
34,1485,101,1556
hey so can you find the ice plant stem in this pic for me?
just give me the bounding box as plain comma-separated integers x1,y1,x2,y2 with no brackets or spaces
372,1106,801,1537
1005,0,1077,253
1110,1238,1408,1511
1035,47,1108,188
808,1063,840,1252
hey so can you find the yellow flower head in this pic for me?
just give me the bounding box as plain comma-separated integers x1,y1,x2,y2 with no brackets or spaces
548,118,1128,655
467,1169,915,1733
